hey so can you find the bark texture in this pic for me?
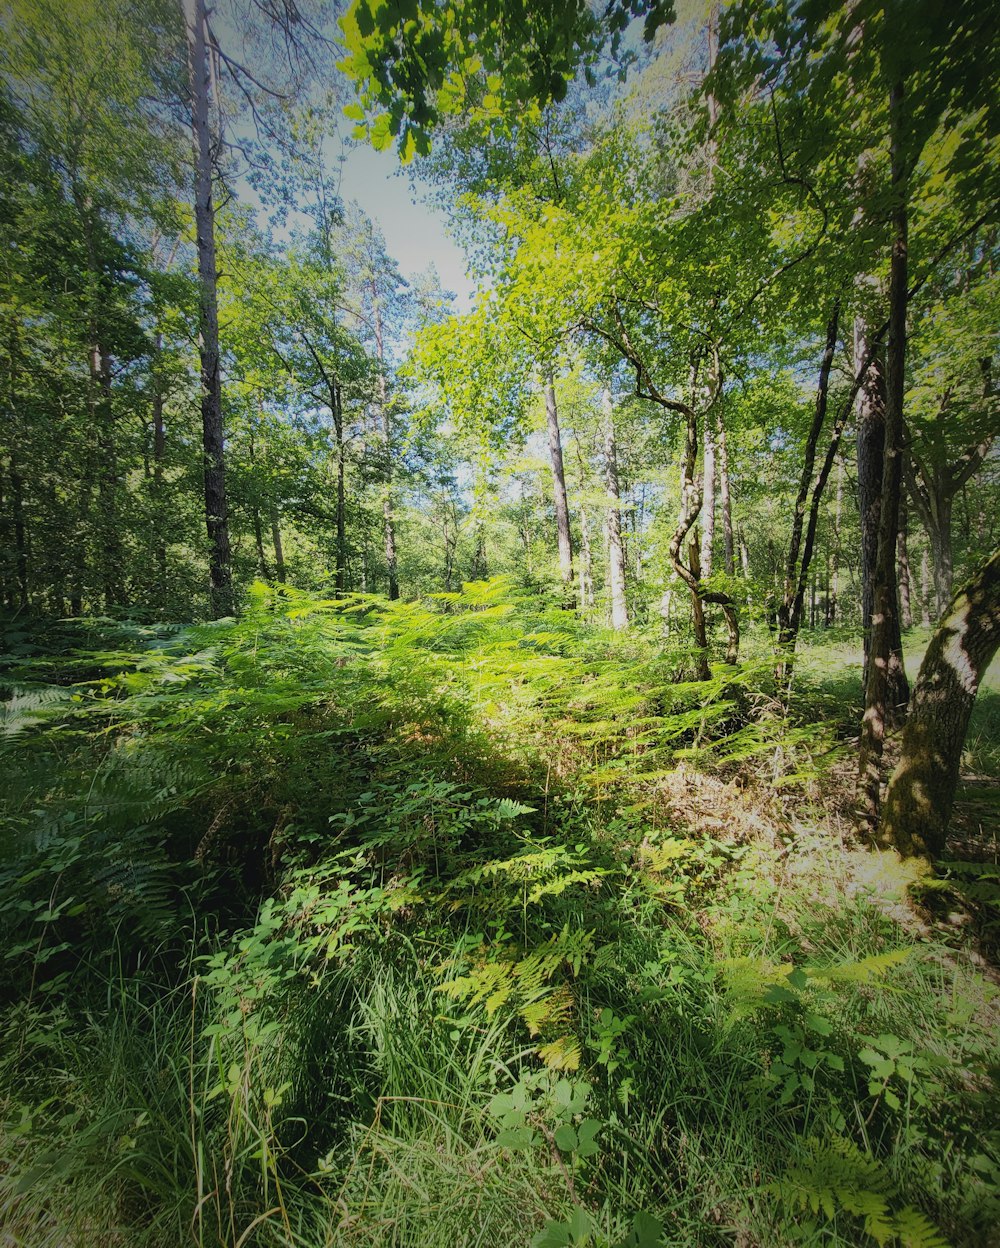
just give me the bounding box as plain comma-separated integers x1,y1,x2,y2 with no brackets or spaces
184,0,233,617
881,547,1000,858
602,389,628,631
857,79,911,836
331,381,346,592
700,416,715,578
898,490,912,629
716,406,735,576
270,507,286,582
545,374,575,605
854,321,908,714
373,300,399,599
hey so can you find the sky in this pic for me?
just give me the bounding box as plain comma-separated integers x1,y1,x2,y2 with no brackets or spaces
333,140,475,312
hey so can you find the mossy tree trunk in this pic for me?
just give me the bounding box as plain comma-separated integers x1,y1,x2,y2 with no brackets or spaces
880,547,1000,858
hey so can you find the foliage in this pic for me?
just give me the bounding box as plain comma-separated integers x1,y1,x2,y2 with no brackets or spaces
3,587,1000,1246
3,1,1000,1245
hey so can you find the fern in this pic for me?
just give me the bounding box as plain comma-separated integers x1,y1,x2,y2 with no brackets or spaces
436,926,594,1066
0,683,72,738
768,1136,949,1247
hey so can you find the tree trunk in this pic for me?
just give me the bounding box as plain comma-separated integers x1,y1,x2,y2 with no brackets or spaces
270,507,286,582
88,335,124,611
442,500,457,591
854,319,908,714
184,0,233,617
689,532,709,674
668,379,710,676
716,406,735,576
920,548,932,626
602,388,628,630
700,414,716,578
775,306,840,682
929,496,954,615
151,331,167,601
471,520,488,581
828,454,844,625
857,78,911,836
331,381,347,593
373,301,399,600
855,326,884,649
544,373,575,605
898,489,913,629
579,505,594,611
880,547,1000,858
70,445,96,615
739,532,751,582
8,448,28,609
252,507,271,579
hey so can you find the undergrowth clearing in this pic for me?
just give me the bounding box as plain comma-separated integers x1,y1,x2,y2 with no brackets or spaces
1,582,998,1248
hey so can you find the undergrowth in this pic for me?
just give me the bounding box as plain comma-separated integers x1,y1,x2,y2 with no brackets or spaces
1,583,998,1247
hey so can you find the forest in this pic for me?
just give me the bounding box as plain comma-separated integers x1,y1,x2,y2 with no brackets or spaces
1,0,999,1244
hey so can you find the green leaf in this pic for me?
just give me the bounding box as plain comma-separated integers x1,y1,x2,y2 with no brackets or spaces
496,1126,537,1150
786,967,809,991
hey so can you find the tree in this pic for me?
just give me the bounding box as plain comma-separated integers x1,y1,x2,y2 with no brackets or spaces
715,0,1000,834
602,388,628,631
0,0,187,615
880,547,1000,859
545,375,576,605
902,263,999,612
224,230,374,592
183,0,234,616
338,0,674,157
329,206,411,599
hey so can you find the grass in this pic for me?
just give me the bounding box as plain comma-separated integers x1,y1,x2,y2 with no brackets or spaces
1,589,998,1247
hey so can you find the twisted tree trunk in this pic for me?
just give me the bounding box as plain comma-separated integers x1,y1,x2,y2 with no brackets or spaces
880,547,1000,858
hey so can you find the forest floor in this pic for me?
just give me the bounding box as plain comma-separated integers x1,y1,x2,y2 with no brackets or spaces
1,590,998,1248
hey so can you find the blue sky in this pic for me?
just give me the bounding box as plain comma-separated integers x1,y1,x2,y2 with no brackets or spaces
334,140,475,312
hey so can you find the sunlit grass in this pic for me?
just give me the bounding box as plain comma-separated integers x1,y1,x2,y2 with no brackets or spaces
1,593,998,1247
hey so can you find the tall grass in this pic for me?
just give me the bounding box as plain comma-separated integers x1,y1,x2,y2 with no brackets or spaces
2,586,998,1246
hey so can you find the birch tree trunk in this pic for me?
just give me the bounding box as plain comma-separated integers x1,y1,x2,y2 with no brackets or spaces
920,548,932,626
579,506,594,611
183,0,233,617
544,373,575,605
699,416,715,578
602,388,628,630
828,454,844,625
716,407,735,576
